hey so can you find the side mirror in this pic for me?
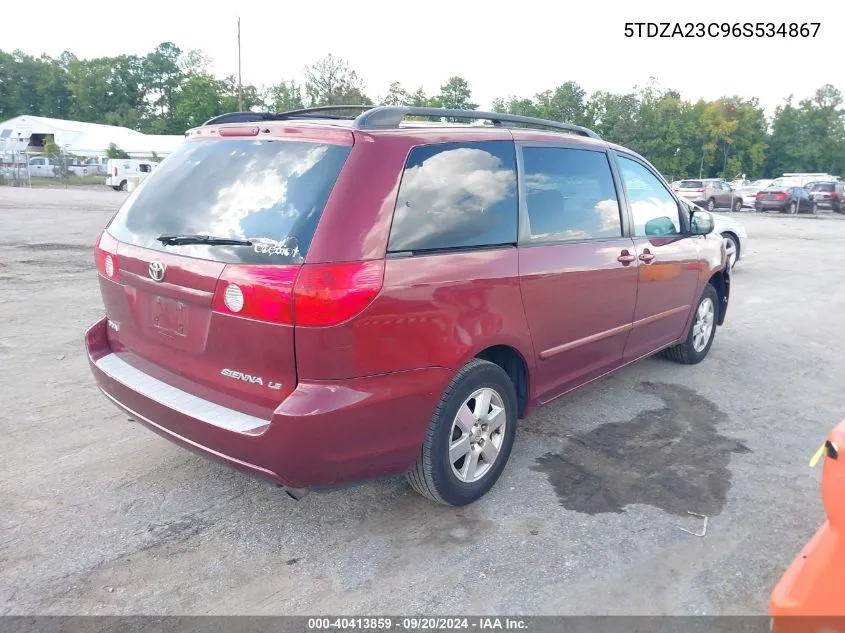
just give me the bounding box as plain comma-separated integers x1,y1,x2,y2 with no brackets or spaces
690,209,714,236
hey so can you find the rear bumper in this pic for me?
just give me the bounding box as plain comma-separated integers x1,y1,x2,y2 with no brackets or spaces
756,202,790,212
86,317,453,489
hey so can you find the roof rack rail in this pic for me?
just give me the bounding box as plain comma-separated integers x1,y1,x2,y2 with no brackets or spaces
200,105,601,140
352,106,601,139
202,105,376,127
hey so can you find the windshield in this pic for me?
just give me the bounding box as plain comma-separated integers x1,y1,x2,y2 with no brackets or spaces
107,138,351,265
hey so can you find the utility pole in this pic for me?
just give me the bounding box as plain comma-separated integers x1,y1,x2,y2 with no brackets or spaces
237,17,244,111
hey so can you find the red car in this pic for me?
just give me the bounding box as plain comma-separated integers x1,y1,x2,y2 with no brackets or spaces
86,105,730,506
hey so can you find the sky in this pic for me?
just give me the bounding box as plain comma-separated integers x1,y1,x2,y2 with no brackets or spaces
3,0,842,116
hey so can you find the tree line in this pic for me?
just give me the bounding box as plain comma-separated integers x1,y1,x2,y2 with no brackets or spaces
1,43,844,179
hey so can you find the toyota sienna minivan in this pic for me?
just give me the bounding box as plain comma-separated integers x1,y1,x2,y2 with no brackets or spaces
86,105,730,506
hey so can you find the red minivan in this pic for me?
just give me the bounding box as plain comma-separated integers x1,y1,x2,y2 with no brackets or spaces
86,106,730,506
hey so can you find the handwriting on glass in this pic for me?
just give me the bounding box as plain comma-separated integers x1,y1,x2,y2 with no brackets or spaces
253,239,300,258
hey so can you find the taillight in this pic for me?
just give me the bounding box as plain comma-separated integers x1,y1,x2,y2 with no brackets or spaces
777,192,789,199
293,261,385,327
113,166,118,177
697,188,705,192
95,230,120,281
212,261,385,327
831,193,839,201
755,192,764,199
212,265,299,324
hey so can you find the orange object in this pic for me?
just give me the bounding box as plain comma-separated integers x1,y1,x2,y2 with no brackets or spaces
770,418,845,632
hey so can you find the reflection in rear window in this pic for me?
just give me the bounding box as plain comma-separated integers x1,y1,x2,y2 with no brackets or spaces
388,141,518,253
107,138,351,264
678,180,703,188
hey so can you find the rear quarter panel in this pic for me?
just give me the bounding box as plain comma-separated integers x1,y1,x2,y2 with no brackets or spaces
294,247,535,382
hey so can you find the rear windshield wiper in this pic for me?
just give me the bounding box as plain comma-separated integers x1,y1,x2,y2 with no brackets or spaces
156,234,253,246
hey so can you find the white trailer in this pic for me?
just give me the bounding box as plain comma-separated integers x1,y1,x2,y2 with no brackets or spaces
106,159,156,191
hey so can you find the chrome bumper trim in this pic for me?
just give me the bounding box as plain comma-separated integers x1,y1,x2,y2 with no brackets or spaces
95,354,268,433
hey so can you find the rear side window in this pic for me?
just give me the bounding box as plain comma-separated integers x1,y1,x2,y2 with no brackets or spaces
522,147,621,243
388,141,517,253
107,138,351,264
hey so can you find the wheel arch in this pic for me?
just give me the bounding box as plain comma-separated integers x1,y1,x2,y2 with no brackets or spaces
708,268,730,326
473,344,530,418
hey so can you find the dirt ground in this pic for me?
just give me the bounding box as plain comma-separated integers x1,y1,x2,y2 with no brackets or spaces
2,186,844,615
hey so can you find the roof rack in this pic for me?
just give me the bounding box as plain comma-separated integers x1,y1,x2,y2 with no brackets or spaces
202,105,375,126
201,105,601,139
353,106,601,139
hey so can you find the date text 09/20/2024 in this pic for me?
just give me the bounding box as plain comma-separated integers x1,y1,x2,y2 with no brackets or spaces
624,22,821,38
307,618,528,630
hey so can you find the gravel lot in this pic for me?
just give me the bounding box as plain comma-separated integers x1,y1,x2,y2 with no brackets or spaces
2,186,844,616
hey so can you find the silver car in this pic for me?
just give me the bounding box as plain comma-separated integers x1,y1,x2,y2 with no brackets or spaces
681,199,747,269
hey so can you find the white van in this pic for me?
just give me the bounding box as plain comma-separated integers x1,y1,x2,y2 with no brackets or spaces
106,159,156,191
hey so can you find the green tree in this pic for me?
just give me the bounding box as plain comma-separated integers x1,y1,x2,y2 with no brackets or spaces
534,82,589,126
586,91,638,146
106,143,130,159
436,76,477,110
142,42,184,120
266,80,304,112
303,54,369,106
382,81,410,106
172,73,223,130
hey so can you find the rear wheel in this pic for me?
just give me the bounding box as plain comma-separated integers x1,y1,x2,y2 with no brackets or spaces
732,198,742,213
407,358,518,506
788,201,797,214
662,284,719,365
119,180,128,192
706,198,716,212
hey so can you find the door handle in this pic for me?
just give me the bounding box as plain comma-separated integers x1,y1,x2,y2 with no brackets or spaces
639,249,655,264
617,250,636,265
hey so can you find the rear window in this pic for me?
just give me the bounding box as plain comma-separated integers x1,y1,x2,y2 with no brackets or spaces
678,180,703,188
107,138,351,264
808,183,835,192
387,141,518,253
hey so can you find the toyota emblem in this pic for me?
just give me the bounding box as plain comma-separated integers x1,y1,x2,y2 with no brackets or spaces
148,260,166,282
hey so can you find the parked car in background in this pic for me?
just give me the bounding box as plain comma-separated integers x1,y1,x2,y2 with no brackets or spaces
770,418,845,625
806,181,844,213
86,105,731,506
735,178,774,208
771,173,840,189
28,156,57,178
755,185,817,214
106,159,156,191
681,199,747,270
675,178,743,212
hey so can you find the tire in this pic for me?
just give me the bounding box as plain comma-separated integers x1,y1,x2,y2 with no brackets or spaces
788,201,797,214
732,198,742,213
662,284,719,365
112,186,121,191
407,358,518,506
119,180,128,192
706,198,716,212
722,233,739,270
